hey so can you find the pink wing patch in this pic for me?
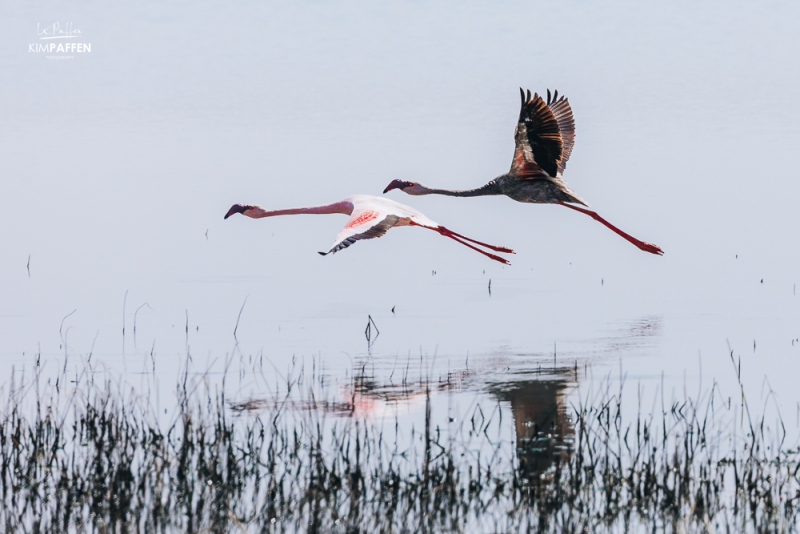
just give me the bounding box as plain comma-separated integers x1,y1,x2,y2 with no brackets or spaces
345,210,379,229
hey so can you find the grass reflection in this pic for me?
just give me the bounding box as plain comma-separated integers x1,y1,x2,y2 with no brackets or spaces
1,356,798,533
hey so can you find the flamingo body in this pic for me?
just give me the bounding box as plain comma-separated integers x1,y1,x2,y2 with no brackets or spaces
224,195,514,264
383,89,663,255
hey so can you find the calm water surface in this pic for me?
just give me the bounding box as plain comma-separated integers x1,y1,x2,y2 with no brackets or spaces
1,0,799,444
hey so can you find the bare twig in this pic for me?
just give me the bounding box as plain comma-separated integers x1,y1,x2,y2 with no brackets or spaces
233,295,249,341
133,303,151,347
59,309,77,345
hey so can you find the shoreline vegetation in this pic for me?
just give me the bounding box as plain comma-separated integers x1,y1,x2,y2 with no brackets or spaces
1,355,798,533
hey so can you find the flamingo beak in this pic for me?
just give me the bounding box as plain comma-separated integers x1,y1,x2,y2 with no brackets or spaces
383,180,409,194
224,204,248,219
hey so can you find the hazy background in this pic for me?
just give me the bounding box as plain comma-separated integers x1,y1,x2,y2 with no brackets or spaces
1,0,798,430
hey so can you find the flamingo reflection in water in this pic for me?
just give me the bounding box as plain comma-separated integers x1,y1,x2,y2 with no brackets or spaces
487,376,574,483
328,368,577,482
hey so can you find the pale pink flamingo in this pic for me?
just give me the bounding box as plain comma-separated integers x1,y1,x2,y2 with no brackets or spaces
383,89,663,255
224,194,514,264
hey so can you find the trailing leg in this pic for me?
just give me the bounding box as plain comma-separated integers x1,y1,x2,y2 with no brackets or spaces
437,226,515,254
558,202,663,255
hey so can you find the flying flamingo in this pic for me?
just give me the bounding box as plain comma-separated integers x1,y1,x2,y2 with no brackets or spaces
383,89,663,255
224,194,514,264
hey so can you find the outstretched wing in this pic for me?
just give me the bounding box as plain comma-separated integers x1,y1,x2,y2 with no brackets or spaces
509,88,563,179
320,209,401,256
546,89,575,175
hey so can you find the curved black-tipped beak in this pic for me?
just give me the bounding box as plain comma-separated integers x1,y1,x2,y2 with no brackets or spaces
224,204,247,219
383,180,408,194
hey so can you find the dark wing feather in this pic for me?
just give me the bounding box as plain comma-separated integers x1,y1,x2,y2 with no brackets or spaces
510,88,563,179
320,215,401,256
547,92,575,175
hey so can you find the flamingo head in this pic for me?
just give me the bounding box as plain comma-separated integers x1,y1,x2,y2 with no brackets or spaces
224,204,255,219
383,180,424,195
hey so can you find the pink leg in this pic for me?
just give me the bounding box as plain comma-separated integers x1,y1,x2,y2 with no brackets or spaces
437,226,515,254
409,222,511,264
444,233,510,265
557,202,663,255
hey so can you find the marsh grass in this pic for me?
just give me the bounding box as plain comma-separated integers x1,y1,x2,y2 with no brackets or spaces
1,354,799,533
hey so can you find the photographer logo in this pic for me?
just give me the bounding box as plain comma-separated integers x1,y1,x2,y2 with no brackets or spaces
29,23,91,60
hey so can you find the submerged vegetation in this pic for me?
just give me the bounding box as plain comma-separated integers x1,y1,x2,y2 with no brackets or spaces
1,355,799,533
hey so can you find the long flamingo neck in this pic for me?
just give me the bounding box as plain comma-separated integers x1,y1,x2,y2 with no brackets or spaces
419,181,501,197
247,201,352,219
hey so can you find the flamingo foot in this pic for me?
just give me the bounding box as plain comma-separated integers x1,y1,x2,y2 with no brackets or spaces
638,241,664,255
